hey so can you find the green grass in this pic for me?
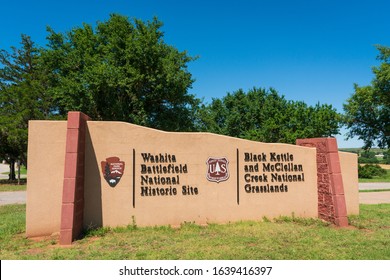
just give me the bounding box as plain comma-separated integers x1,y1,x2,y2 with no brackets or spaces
0,178,27,192
360,189,390,193
339,148,387,154
0,184,27,192
0,204,28,255
1,204,390,260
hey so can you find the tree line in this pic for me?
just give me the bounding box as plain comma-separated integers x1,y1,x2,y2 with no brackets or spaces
1,14,388,180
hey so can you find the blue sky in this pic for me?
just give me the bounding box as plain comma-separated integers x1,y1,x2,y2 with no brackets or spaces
1,0,389,147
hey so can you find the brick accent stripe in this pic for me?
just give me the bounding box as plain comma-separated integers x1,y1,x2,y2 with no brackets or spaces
60,112,90,245
296,138,348,227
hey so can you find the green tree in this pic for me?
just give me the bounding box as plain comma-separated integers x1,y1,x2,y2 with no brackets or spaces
358,150,379,164
383,149,390,164
343,45,390,149
373,45,390,109
0,35,56,179
42,14,200,131
197,87,341,143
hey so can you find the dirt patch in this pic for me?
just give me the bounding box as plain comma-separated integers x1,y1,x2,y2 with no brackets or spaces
328,224,358,230
379,164,390,170
25,247,45,256
81,236,101,244
361,164,390,170
28,236,55,242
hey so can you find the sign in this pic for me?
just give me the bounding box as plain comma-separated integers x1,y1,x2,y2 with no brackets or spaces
101,157,125,187
206,157,230,183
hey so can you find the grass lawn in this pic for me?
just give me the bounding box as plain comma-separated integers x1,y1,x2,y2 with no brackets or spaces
1,204,390,260
360,189,390,193
0,180,27,192
0,184,27,192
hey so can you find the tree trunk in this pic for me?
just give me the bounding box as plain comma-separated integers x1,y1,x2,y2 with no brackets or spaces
9,159,16,181
17,160,21,185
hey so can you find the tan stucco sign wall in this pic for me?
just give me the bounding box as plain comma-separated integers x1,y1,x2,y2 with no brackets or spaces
26,121,66,237
26,119,358,238
84,121,317,229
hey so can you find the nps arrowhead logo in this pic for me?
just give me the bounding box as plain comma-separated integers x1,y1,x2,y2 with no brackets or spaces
206,157,229,183
101,157,125,187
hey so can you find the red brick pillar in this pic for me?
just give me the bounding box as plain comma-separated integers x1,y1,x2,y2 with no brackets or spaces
296,138,348,227
60,112,90,245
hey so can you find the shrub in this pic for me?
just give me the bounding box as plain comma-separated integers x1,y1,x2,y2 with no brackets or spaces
358,164,386,179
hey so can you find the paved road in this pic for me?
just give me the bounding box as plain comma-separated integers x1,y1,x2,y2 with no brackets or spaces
0,163,9,180
359,182,390,190
0,191,27,206
0,163,27,205
359,191,390,204
358,183,390,204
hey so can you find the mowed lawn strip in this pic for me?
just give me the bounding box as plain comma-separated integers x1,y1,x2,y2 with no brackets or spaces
1,204,390,260
0,184,27,192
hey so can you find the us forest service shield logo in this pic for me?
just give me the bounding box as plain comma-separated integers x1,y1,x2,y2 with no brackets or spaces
101,157,125,187
206,157,229,183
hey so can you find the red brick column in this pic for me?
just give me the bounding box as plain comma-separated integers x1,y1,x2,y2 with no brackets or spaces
296,138,348,227
60,112,90,245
